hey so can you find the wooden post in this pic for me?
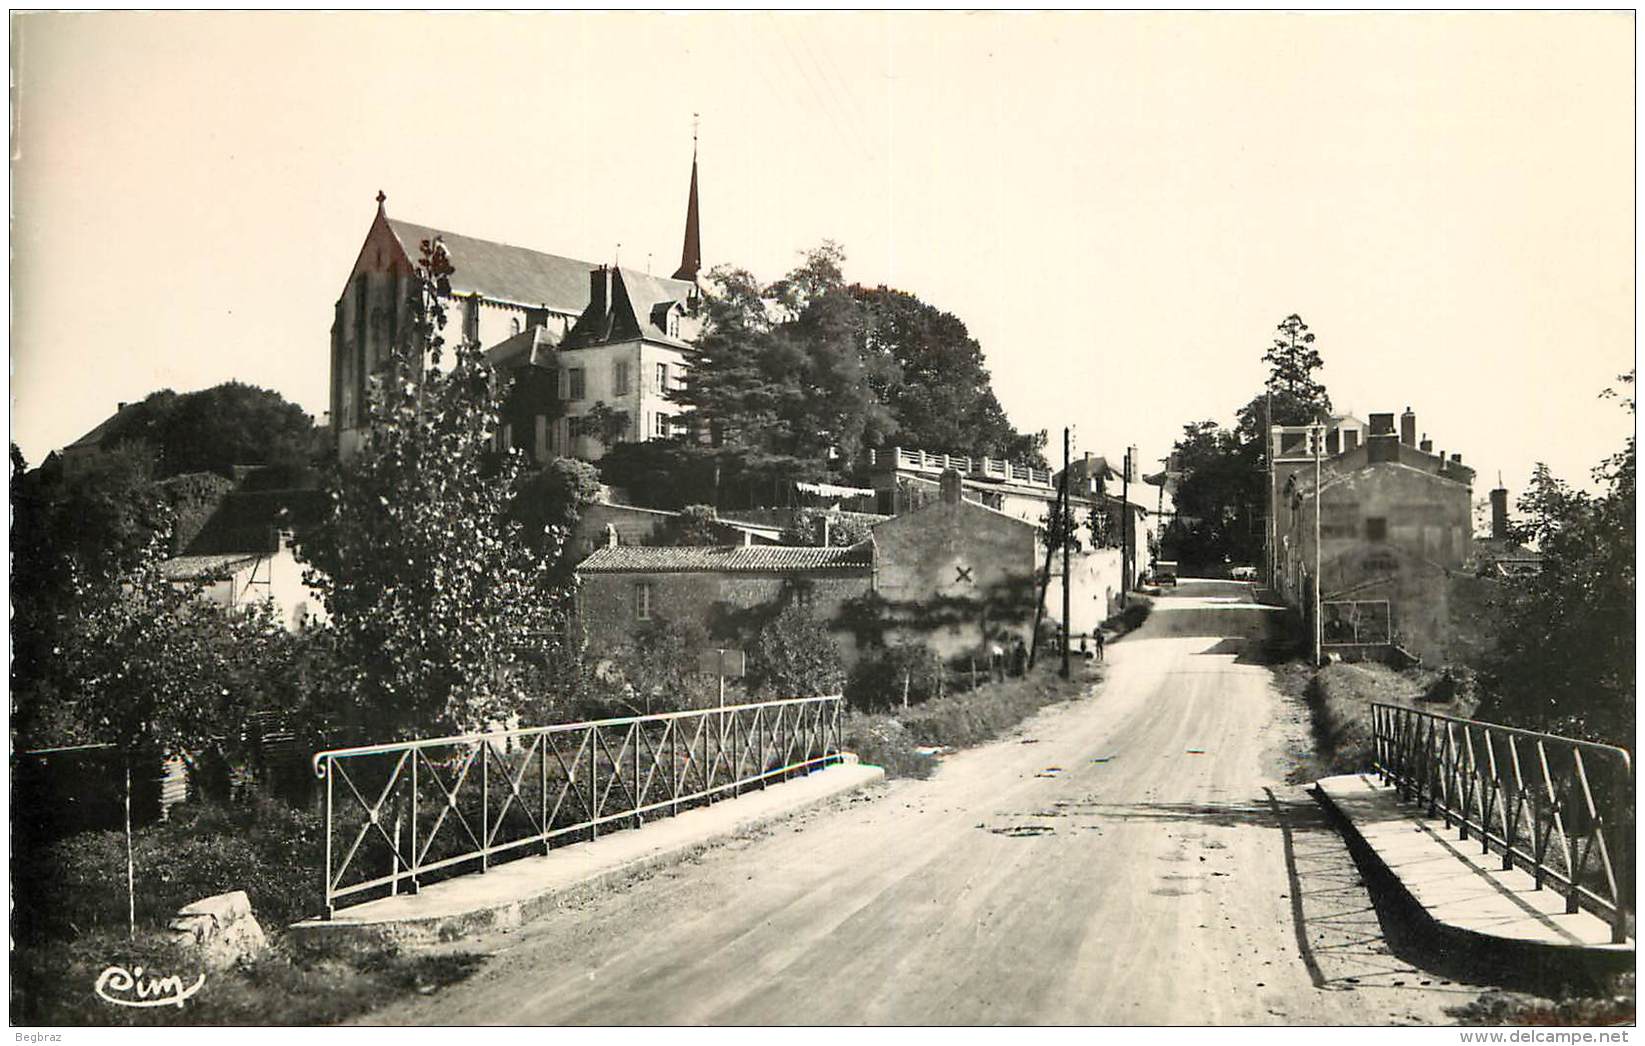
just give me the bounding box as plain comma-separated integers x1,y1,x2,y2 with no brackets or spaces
902,670,911,710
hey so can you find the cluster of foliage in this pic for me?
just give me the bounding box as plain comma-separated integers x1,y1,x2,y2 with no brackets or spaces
598,244,1045,511
73,381,323,479
1163,313,1332,569
744,600,846,697
298,237,571,738
584,618,719,717
1475,376,1635,745
844,640,947,711
779,508,875,547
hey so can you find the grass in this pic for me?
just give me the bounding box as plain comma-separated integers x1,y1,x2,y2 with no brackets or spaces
844,658,1104,779
1448,974,1637,1027
1272,658,1479,780
9,929,483,1026
9,795,483,1026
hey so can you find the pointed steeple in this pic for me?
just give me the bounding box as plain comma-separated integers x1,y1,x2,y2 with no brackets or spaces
672,119,701,282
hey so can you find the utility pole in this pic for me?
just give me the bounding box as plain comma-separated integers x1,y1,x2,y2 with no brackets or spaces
1121,448,1132,605
1311,422,1323,666
1061,427,1072,680
1266,388,1275,590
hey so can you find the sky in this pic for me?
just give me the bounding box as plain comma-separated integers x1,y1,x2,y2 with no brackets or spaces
10,11,1635,500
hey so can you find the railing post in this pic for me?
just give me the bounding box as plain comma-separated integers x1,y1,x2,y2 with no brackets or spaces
633,722,643,830
480,741,489,873
323,756,334,920
410,752,420,893
589,725,599,841
541,733,550,856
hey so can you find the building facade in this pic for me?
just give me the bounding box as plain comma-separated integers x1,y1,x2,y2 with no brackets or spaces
331,149,702,464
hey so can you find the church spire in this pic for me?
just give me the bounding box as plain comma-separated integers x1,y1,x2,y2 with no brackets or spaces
672,117,701,282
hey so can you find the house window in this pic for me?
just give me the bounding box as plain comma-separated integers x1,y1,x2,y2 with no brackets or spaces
567,416,583,442
656,362,668,390
614,361,631,397
511,316,522,336
1366,516,1388,542
568,367,585,401
634,582,653,621
654,412,670,438
667,312,680,339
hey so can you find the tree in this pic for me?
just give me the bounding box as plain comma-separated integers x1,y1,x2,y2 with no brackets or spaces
1260,314,1331,420
298,237,569,737
780,509,873,547
663,504,725,546
745,600,845,698
1476,375,1635,745
511,457,602,559
82,382,320,478
854,285,1047,464
582,401,631,449
1165,314,1333,569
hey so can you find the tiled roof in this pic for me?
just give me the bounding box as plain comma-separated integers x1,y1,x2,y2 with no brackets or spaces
64,402,142,451
577,543,873,574
161,553,259,581
386,218,599,314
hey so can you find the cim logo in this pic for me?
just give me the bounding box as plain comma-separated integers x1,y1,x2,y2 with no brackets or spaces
94,965,205,1010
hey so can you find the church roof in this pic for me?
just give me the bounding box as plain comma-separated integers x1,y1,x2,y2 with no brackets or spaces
383,218,602,315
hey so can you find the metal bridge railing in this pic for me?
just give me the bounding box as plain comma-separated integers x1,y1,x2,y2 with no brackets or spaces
311,695,844,918
1370,702,1634,943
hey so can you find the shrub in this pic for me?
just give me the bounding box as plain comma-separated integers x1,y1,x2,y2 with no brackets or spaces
844,640,945,711
11,796,324,945
746,601,844,697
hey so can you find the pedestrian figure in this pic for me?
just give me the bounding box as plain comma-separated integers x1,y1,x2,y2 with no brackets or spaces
989,640,1006,683
1093,628,1105,663
1012,638,1028,677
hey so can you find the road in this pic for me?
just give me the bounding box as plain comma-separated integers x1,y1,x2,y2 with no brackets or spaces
368,580,1482,1026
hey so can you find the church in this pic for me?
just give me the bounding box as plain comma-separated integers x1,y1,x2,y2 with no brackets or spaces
329,150,704,464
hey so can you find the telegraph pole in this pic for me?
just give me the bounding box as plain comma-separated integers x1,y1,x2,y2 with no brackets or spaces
1061,427,1072,680
1311,423,1323,666
1121,448,1132,605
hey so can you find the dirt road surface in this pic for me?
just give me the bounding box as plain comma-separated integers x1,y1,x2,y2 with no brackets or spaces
365,580,1485,1025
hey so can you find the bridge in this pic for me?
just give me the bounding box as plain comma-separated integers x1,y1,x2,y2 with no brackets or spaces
304,580,1632,1024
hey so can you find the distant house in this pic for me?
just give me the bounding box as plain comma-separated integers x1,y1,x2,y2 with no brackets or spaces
58,401,144,477
576,543,874,663
1275,408,1482,663
575,470,1132,668
1472,481,1542,580
160,484,329,630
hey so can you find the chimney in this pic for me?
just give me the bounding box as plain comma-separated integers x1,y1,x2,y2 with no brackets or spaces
589,265,612,323
1419,434,1433,453
605,523,618,548
1366,433,1399,464
1368,412,1396,437
1450,453,1463,464
1490,482,1509,540
939,468,964,506
1400,407,1417,447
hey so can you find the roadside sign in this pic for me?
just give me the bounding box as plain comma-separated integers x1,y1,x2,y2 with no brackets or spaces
696,649,747,678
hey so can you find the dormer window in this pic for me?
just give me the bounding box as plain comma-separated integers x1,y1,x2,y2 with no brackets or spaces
667,311,680,339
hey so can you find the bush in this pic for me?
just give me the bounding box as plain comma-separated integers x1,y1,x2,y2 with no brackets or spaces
844,641,945,711
746,601,844,697
11,796,324,945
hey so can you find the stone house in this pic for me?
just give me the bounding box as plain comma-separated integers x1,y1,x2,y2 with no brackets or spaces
1275,410,1480,663
160,486,330,631
575,543,875,663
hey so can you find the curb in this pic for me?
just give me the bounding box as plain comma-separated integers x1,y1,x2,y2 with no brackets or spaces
1312,774,1632,984
289,760,884,954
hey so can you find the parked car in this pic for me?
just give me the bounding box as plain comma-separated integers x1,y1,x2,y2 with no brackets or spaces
1151,560,1178,586
1230,565,1258,581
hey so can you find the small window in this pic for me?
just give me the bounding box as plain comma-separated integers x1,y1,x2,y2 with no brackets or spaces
568,368,586,401
656,362,668,390
667,312,680,339
654,412,670,437
567,416,583,441
634,582,653,621
1366,517,1388,542
614,361,631,397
